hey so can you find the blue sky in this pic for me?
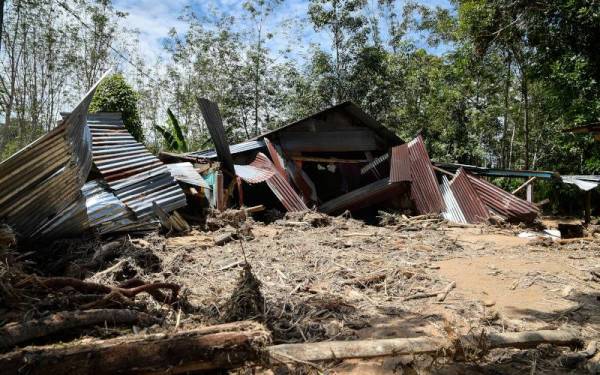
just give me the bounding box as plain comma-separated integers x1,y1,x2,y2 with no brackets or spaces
113,0,453,64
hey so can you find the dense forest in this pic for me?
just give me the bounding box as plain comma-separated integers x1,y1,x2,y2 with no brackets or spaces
1,0,599,178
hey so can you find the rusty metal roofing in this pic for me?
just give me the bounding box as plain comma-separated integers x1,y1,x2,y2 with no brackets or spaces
88,113,187,220
440,175,467,224
190,140,265,159
408,136,445,214
0,71,109,239
319,178,404,215
197,98,235,175
264,138,289,180
238,153,307,211
389,143,411,183
467,173,539,222
449,169,490,223
166,162,210,189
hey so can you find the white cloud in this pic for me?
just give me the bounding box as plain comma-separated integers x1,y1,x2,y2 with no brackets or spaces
113,0,453,65
113,0,189,62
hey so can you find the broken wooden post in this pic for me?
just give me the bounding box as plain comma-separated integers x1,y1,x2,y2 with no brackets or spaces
0,321,270,375
216,171,224,212
526,182,534,203
585,190,592,224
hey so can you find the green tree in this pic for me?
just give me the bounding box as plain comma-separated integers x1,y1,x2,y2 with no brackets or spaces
308,0,369,103
90,73,144,143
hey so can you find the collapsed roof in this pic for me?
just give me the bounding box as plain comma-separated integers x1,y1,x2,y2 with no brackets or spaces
0,73,189,239
186,99,541,224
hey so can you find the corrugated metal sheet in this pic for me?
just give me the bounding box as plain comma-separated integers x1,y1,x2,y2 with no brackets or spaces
166,162,210,189
408,136,445,214
82,180,151,234
319,178,403,215
190,140,265,159
0,71,109,239
197,98,235,174
440,176,467,224
234,164,275,184
467,173,539,222
238,153,307,212
562,175,600,191
449,168,490,223
389,143,411,183
88,113,187,220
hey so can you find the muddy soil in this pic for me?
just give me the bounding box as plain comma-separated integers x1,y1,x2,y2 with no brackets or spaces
2,211,599,374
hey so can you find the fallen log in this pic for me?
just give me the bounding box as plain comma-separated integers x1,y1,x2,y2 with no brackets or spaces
0,321,270,375
0,309,159,351
267,329,582,363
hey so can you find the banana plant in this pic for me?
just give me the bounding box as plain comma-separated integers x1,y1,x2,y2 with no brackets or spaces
154,108,188,152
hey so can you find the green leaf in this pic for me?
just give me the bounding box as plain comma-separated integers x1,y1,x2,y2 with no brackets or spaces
167,108,188,152
154,125,179,151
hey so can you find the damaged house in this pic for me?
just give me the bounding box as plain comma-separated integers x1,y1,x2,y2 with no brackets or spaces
0,76,545,242
179,99,540,225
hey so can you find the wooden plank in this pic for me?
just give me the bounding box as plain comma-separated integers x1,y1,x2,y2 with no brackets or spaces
279,130,378,152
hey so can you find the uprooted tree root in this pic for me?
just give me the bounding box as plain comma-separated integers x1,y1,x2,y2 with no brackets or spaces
16,276,181,307
222,264,265,322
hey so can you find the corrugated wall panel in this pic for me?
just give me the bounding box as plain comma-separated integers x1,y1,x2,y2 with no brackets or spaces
389,143,411,183
449,168,490,223
440,175,467,224
408,136,445,214
197,98,235,174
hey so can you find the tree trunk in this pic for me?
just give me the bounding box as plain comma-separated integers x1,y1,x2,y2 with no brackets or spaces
0,321,270,375
502,56,511,168
0,0,5,52
267,329,582,363
254,24,262,136
0,309,159,350
521,70,530,169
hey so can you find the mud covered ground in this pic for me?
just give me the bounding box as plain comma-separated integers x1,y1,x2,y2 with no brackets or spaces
1,211,599,374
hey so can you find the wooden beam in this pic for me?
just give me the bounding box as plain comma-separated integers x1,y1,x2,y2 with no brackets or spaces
512,176,537,195
585,190,592,224
431,165,455,177
290,156,368,164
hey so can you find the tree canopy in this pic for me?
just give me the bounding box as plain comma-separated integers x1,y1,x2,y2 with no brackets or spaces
89,73,144,143
1,0,599,182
